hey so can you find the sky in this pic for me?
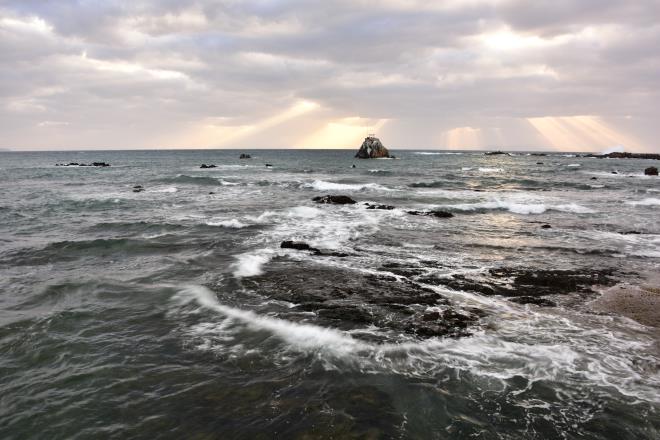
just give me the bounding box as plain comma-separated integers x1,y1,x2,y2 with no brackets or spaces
1,0,659,152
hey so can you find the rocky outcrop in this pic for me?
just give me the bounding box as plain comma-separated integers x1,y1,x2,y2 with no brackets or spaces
312,195,357,204
200,164,217,169
355,136,391,159
582,152,660,160
239,153,251,159
644,166,658,176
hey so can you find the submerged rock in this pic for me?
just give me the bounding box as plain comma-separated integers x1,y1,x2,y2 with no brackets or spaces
312,195,357,204
644,166,658,176
132,185,144,193
245,263,482,340
417,267,618,306
355,136,391,159
200,164,217,169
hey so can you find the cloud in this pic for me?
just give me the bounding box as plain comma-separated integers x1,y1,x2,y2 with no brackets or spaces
0,0,658,151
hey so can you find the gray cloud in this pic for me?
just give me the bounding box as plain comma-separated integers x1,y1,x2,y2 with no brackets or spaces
0,0,658,151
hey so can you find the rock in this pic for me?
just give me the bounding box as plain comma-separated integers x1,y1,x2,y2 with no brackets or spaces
132,185,144,193
355,136,391,159
281,240,322,255
56,162,110,167
265,163,272,167
239,153,251,159
536,162,544,165
484,151,509,156
531,153,548,156
365,203,395,210
590,177,598,180
407,210,454,218
541,224,552,229
312,195,357,204
644,166,658,176
611,171,618,174
351,164,356,168
200,164,216,169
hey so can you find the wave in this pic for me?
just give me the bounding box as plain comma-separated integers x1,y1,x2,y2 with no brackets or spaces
232,250,273,278
566,163,581,168
446,200,593,215
152,186,178,193
626,198,660,207
306,180,395,192
478,168,503,173
207,219,249,228
158,175,221,186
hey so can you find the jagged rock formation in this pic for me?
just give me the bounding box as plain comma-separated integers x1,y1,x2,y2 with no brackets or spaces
355,136,391,159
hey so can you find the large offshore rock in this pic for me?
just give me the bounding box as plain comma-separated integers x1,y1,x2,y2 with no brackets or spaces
355,136,391,159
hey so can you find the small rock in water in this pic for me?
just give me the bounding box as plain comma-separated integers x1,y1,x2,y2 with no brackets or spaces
281,240,322,255
265,163,272,167
312,195,357,204
239,153,251,159
351,164,356,168
541,224,552,229
536,162,544,165
407,210,454,218
644,166,658,176
611,171,618,174
590,177,598,180
132,185,144,193
365,203,395,210
200,164,217,169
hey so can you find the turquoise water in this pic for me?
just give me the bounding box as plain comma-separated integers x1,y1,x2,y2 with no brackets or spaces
1,149,659,439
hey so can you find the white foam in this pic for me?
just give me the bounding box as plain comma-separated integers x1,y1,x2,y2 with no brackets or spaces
626,198,660,206
232,250,273,278
566,163,581,167
447,200,593,215
180,285,367,354
307,180,394,191
175,286,660,402
219,180,239,186
153,186,178,193
207,219,248,228
287,206,322,218
478,167,503,173
461,167,473,171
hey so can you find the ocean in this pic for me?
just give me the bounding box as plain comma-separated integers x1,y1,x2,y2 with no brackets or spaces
0,149,659,439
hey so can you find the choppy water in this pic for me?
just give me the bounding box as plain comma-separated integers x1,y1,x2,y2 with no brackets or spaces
1,149,659,439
